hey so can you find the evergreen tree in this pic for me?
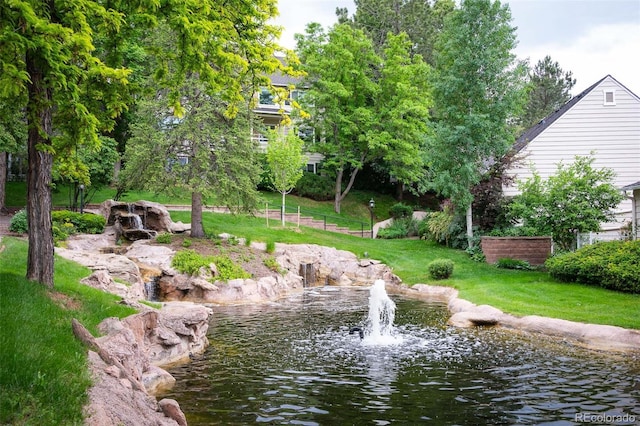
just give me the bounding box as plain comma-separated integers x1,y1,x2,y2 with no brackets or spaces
522,55,576,128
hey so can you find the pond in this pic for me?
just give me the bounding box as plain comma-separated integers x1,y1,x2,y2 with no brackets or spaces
162,285,639,425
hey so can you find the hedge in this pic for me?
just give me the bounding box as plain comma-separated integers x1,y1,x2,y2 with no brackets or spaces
545,240,640,293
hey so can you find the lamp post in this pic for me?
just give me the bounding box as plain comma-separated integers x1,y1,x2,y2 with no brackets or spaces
79,184,85,214
369,198,375,239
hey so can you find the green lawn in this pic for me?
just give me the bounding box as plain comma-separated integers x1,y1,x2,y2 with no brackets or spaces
0,237,137,425
170,210,640,330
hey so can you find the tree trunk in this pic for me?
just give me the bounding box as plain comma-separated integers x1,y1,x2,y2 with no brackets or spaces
281,191,286,227
190,191,205,238
26,51,55,288
0,151,7,213
334,167,344,214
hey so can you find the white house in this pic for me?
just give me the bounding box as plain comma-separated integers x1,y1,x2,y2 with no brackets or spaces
504,75,640,240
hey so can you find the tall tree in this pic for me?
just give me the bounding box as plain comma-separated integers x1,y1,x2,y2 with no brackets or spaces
266,127,307,226
353,0,455,64
123,76,260,238
295,23,380,214
521,55,576,128
373,32,433,197
0,0,287,286
428,0,527,245
296,24,431,212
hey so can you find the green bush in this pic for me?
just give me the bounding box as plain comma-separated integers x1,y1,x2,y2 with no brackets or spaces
389,203,413,219
265,240,276,254
427,258,454,280
155,232,172,244
545,240,640,293
9,209,28,233
487,226,541,237
495,258,533,270
171,249,251,281
51,210,105,234
377,217,418,239
294,172,333,201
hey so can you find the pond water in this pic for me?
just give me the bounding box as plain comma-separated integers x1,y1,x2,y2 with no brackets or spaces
162,286,640,425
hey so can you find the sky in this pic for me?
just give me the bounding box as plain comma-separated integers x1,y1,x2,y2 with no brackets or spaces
272,0,640,95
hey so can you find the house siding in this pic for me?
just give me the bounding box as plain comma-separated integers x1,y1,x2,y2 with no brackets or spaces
504,76,640,231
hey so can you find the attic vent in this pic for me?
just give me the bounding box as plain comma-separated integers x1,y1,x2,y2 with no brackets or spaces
603,90,616,105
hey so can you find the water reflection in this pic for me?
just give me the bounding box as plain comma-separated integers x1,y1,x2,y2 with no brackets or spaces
163,287,640,425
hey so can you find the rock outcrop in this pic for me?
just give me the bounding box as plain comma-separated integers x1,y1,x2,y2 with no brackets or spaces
79,304,211,425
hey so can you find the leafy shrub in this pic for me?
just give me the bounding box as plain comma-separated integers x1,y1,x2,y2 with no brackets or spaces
377,217,418,239
294,172,333,201
265,240,276,254
171,249,251,281
9,209,28,233
389,203,413,219
212,255,251,281
420,207,455,246
427,259,454,280
545,240,640,293
51,210,105,234
263,256,280,272
487,226,541,237
495,258,533,270
171,249,205,276
156,232,172,244
182,238,192,248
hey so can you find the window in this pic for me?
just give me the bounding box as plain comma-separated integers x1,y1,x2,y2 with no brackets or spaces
603,90,616,105
259,88,274,105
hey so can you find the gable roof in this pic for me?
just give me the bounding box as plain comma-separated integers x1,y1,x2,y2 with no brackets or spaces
622,181,640,191
511,75,640,153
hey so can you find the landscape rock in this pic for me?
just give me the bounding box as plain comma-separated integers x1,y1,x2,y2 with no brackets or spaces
158,399,188,426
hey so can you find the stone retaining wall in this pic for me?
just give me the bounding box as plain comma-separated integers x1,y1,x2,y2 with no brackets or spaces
481,236,552,266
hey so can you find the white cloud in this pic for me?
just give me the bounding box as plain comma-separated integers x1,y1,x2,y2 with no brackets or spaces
516,22,640,94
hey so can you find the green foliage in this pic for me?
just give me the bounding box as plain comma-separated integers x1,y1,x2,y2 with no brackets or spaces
171,249,250,281
508,155,624,251
265,240,276,254
522,55,575,128
545,241,640,294
420,202,455,245
263,256,280,272
295,172,334,201
266,126,307,196
9,209,28,233
427,258,454,280
156,232,173,244
495,258,534,271
295,25,432,212
377,217,418,239
487,226,541,237
51,210,106,234
389,203,413,219
182,238,192,248
428,0,527,208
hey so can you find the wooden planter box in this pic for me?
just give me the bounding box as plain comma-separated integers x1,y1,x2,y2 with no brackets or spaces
480,236,552,266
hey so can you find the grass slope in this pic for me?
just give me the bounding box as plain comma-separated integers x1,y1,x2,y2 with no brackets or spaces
0,237,136,425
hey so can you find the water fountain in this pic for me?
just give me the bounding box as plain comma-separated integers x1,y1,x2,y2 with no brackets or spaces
162,283,640,424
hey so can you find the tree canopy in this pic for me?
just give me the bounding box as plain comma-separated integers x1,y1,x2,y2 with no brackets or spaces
0,0,289,286
427,0,527,211
521,55,576,128
295,24,432,213
508,155,624,251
